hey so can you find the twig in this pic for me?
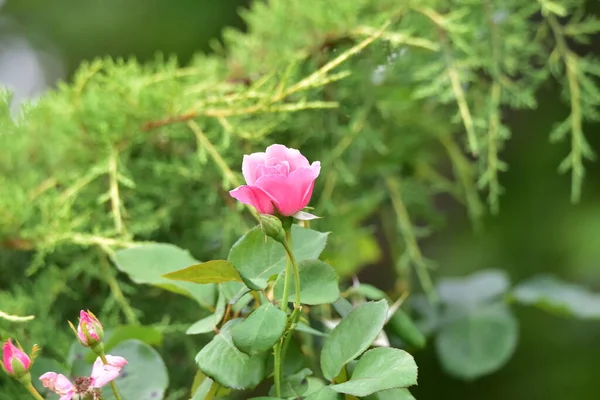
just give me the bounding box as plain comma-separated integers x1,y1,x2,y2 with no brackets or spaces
385,176,438,304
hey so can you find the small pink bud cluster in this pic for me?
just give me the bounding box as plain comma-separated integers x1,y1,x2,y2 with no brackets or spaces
2,309,128,399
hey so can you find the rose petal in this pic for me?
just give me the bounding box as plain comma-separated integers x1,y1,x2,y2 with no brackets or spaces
40,372,74,396
104,355,128,368
229,185,275,214
242,152,267,185
254,164,320,216
300,162,321,205
91,356,127,388
265,144,310,172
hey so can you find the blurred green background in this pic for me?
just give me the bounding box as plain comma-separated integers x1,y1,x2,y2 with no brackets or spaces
1,0,599,399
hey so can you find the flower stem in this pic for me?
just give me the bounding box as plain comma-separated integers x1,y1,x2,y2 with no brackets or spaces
282,228,301,308
99,354,123,400
273,226,302,397
273,341,283,397
25,384,45,400
279,256,292,313
205,380,220,400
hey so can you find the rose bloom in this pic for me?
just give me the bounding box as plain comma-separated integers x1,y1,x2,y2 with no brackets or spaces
40,355,127,400
230,144,321,216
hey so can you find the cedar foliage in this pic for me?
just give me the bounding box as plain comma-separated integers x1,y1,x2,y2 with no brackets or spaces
1,0,599,396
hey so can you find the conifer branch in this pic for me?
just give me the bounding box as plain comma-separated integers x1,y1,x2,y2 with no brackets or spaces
482,0,505,214
107,151,125,234
143,20,390,131
547,13,590,203
415,7,479,156
439,134,484,228
385,175,438,304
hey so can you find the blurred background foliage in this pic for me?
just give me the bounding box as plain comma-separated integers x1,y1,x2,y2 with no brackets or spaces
1,0,600,399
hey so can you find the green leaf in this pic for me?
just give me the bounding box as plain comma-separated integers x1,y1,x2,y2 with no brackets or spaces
305,386,343,400
269,368,312,398
304,377,327,396
364,388,416,400
187,287,227,335
435,302,518,380
347,283,387,300
512,275,600,319
273,259,340,305
100,340,169,400
295,322,328,337
437,269,510,305
114,243,216,308
162,260,242,284
249,398,281,400
196,319,267,389
387,309,426,349
332,297,353,318
320,299,389,380
228,225,328,290
330,348,418,396
231,302,287,355
104,325,163,351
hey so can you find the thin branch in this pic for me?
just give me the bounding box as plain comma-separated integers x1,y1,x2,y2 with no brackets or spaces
385,175,438,304
416,7,479,155
143,20,391,131
439,134,484,228
547,14,586,203
108,151,125,234
0,310,35,322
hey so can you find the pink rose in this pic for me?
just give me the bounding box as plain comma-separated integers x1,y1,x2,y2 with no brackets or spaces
230,144,321,216
2,339,31,377
40,355,128,399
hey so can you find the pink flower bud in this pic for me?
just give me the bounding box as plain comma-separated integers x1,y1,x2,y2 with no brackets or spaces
2,339,31,378
230,144,321,216
76,310,104,347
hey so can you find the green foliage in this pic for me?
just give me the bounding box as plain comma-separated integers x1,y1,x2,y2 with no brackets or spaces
330,348,418,396
228,225,328,290
435,302,518,380
512,275,600,318
162,260,243,284
231,303,287,355
2,0,600,398
273,259,340,305
320,300,388,381
195,319,268,390
113,243,217,307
